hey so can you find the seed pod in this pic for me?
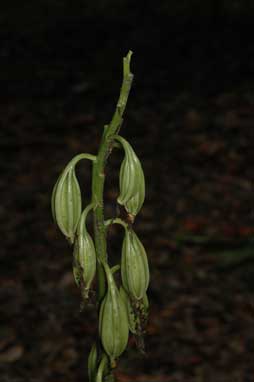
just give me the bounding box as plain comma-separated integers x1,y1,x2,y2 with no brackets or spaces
116,136,145,217
95,353,108,382
119,287,137,334
51,159,82,244
124,168,145,218
120,287,149,334
73,204,96,298
121,228,149,301
88,343,98,382
99,262,129,365
72,257,81,287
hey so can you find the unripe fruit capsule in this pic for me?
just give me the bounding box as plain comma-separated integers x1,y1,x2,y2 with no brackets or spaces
51,153,96,243
51,164,81,244
73,204,96,299
88,343,98,382
116,136,145,218
121,228,149,301
99,262,129,365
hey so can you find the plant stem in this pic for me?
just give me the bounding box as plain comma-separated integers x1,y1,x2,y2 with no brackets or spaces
104,218,128,229
91,52,133,382
92,51,134,302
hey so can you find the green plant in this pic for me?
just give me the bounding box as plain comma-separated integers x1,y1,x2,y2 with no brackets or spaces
51,51,149,381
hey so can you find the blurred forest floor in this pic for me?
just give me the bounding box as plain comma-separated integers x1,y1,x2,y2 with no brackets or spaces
1,4,254,382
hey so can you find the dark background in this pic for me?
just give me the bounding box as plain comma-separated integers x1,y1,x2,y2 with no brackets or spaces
1,1,254,381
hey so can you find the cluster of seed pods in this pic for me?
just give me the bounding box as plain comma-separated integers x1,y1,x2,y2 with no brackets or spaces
51,51,149,382
51,115,149,382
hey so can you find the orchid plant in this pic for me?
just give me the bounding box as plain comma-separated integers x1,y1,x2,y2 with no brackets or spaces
51,51,149,382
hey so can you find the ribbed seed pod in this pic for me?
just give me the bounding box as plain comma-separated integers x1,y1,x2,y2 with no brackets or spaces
73,204,96,298
121,228,149,301
99,262,129,365
116,136,145,217
51,159,81,244
95,353,108,382
88,343,98,382
120,287,149,355
119,287,137,334
124,168,145,218
72,259,81,287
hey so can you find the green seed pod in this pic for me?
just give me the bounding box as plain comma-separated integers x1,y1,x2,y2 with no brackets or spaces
72,258,81,287
121,228,149,301
95,353,108,382
99,262,129,365
51,153,96,244
73,204,96,298
51,159,81,244
116,136,145,217
120,287,149,335
124,168,145,219
88,343,98,382
119,287,137,334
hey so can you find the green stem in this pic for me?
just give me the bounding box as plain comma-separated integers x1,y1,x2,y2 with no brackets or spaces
91,50,134,302
68,153,97,167
77,203,94,235
104,218,128,230
91,51,133,382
